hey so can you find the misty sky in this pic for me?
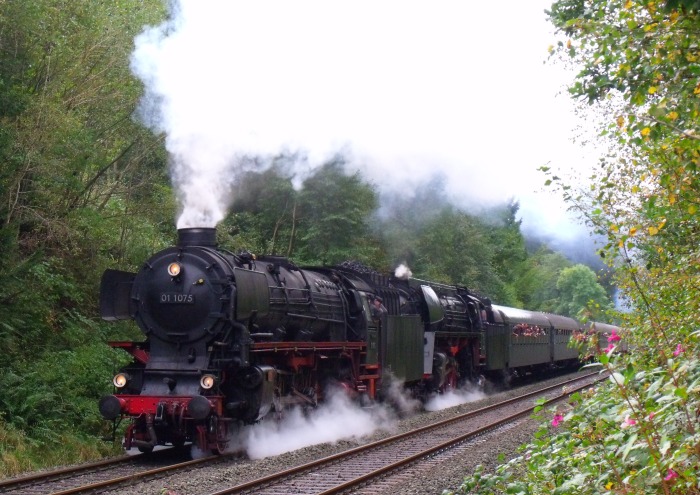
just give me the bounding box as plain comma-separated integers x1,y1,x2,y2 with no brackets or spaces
132,0,595,238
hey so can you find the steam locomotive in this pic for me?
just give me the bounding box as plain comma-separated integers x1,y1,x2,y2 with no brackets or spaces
99,227,615,454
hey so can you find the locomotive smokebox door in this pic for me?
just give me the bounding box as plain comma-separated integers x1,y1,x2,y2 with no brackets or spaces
100,269,135,321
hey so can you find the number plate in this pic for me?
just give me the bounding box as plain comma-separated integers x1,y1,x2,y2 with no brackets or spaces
160,293,195,304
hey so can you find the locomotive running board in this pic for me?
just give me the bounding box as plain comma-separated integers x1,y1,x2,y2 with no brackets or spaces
250,341,366,352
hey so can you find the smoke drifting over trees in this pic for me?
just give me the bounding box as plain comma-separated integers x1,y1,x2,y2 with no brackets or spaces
129,0,589,241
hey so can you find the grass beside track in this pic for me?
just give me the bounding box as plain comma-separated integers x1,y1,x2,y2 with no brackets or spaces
0,421,123,479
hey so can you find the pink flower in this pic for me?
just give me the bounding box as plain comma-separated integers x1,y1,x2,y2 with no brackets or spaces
664,468,679,481
621,415,636,429
673,344,685,357
552,414,564,427
648,412,655,420
607,330,621,343
604,343,616,354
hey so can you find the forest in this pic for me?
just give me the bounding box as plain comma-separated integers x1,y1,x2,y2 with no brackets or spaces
0,0,617,478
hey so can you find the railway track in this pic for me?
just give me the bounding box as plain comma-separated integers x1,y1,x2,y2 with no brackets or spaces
204,372,602,495
0,372,600,495
0,448,230,495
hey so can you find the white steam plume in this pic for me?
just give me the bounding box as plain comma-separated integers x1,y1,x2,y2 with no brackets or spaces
131,0,589,236
239,389,395,459
424,384,486,411
381,374,422,415
394,264,413,280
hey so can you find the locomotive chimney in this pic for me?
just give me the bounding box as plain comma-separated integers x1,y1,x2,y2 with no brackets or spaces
177,228,217,247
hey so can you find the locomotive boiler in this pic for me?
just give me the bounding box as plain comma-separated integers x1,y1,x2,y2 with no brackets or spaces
98,227,613,454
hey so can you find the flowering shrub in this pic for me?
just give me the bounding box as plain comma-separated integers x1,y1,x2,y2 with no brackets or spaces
448,329,700,495
551,414,564,428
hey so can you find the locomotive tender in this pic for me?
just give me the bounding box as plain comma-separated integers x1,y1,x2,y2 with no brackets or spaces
99,227,611,454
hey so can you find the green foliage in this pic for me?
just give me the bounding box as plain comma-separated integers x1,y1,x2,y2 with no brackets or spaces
0,0,169,256
411,206,510,300
228,161,298,255
295,160,382,265
554,264,612,319
666,0,700,9
375,185,536,305
0,258,133,431
486,200,528,305
373,175,453,267
0,0,167,475
0,416,121,478
0,271,132,474
451,338,700,495
516,247,573,312
226,158,385,267
375,193,600,309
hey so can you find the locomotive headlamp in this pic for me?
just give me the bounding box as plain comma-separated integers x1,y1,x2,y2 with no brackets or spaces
113,372,130,388
167,262,182,277
200,374,216,390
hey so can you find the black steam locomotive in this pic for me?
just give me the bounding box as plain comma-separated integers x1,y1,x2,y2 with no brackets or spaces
99,227,614,454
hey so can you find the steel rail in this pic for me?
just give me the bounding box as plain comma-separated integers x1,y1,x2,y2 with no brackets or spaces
0,455,136,492
47,456,218,495
0,448,232,495
319,378,604,494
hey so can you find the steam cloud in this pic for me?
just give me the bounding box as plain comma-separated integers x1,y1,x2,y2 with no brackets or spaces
130,0,586,235
238,389,395,459
424,384,486,411
229,381,483,459
394,264,413,280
